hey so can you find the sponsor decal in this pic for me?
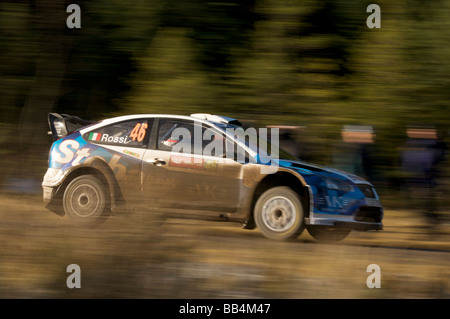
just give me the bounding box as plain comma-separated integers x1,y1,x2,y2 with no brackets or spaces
168,155,218,172
203,159,217,172
108,154,126,180
123,149,140,158
324,195,354,209
52,138,129,179
317,195,357,212
169,155,204,170
53,139,90,166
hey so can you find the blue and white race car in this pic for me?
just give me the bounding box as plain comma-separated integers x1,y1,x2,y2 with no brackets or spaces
42,113,383,241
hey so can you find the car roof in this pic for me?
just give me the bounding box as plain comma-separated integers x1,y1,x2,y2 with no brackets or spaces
80,113,240,133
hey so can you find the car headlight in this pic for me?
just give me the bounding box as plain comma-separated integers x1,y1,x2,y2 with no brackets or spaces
325,178,353,192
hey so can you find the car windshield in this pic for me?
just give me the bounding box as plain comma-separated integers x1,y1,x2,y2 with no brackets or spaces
217,123,299,161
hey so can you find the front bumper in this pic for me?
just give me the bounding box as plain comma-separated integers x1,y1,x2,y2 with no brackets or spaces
42,167,67,204
305,217,383,231
306,205,384,231
42,168,66,216
43,186,55,204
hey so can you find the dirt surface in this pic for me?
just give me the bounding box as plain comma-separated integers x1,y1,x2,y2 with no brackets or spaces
0,193,449,299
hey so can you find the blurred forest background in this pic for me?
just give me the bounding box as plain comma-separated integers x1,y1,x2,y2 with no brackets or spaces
1,0,449,206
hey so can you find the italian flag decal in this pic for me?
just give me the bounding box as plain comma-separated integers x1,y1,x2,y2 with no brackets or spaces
88,132,102,141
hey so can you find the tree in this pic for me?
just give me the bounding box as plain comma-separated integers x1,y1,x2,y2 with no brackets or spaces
121,28,221,115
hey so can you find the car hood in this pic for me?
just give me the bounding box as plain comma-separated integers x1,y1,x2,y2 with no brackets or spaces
278,159,372,185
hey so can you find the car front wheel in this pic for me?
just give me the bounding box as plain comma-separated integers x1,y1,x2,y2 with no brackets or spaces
254,186,305,241
63,175,109,224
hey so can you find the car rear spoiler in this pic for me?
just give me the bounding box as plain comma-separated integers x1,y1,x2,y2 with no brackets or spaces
47,113,96,141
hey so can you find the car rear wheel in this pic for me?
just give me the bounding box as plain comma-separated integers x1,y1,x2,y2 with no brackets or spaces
63,175,109,224
306,225,351,242
254,186,304,241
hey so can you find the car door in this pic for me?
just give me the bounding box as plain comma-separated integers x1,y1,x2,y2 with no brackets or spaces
141,118,244,213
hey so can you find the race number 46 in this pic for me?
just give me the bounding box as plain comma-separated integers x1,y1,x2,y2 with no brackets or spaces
130,123,148,142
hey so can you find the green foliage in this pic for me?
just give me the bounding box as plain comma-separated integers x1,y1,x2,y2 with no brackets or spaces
1,0,449,187
0,2,38,123
121,28,221,115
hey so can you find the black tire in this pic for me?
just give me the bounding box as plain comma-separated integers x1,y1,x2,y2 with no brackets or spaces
63,175,109,224
254,186,305,241
306,225,351,242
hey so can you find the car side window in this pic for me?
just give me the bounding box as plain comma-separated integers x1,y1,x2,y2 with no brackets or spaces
83,119,152,148
202,123,226,158
157,119,195,153
223,132,253,163
157,119,226,157
225,140,251,163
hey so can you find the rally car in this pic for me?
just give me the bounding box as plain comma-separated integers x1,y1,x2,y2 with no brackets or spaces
42,113,383,241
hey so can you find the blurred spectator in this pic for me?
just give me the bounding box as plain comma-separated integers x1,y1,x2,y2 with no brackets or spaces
400,126,446,225
332,125,376,181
